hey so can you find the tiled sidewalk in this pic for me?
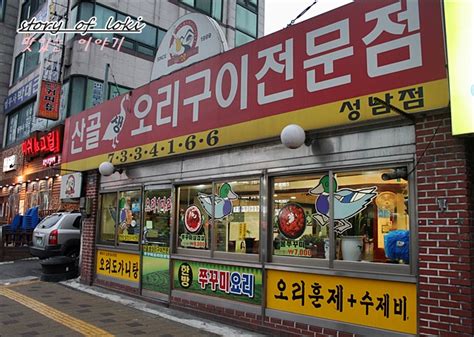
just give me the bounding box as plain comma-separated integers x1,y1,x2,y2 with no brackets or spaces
0,280,227,337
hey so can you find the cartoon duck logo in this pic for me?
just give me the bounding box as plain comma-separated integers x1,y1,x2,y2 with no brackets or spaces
168,19,199,66
309,175,377,234
198,183,239,219
102,94,129,149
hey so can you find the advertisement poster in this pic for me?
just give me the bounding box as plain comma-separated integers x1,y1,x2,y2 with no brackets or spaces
266,270,416,334
96,249,140,283
173,260,262,305
142,245,169,294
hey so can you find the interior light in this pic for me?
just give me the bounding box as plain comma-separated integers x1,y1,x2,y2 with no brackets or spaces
45,176,49,179
290,196,296,199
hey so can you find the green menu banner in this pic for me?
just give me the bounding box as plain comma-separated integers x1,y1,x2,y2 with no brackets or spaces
173,260,262,305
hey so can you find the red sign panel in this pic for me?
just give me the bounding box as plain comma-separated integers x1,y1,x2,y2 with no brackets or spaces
62,0,447,170
38,80,61,120
22,127,62,158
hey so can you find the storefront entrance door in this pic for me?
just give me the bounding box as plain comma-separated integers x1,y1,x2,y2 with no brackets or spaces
141,188,172,301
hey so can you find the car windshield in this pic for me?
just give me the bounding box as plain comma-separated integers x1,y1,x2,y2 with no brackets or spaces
38,214,63,229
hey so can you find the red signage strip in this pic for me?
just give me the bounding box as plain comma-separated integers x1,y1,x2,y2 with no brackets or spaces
38,80,61,120
62,0,447,166
22,127,62,158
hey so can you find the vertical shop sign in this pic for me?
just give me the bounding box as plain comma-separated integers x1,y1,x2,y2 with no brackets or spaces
38,80,61,120
266,270,416,334
173,260,262,305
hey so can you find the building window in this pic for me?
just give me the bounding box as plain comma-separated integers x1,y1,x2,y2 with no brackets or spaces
177,179,260,254
0,0,7,22
12,38,40,84
99,190,142,246
235,0,258,46
6,100,34,145
70,3,166,57
272,168,410,266
20,0,46,23
179,0,223,21
68,75,131,116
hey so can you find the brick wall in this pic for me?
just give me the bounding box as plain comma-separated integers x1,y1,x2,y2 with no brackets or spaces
416,113,474,337
170,296,358,337
80,171,100,285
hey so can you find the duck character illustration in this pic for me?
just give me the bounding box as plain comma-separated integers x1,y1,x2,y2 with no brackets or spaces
198,183,239,219
309,175,377,234
102,94,129,149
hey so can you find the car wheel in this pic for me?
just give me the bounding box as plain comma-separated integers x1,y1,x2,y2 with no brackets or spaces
65,247,79,259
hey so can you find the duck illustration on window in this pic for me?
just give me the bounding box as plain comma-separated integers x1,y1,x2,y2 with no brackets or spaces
309,175,377,234
102,94,129,149
198,183,239,219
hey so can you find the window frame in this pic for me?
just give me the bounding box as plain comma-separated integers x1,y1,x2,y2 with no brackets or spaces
11,34,41,85
97,188,144,250
179,0,223,22
175,176,262,263
267,164,415,279
5,99,35,146
235,0,258,46
70,2,167,58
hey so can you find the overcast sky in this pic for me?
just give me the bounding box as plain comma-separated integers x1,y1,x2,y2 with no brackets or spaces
264,0,353,35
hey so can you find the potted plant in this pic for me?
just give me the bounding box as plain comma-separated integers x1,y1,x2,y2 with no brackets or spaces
301,234,325,258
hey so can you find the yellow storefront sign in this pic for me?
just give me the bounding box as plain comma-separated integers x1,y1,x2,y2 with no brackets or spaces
266,270,416,335
62,79,448,172
96,249,140,283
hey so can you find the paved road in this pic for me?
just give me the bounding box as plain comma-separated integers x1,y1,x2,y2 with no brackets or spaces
0,260,267,337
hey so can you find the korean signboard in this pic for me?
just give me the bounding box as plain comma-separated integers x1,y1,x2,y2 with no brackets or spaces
60,172,82,199
266,270,416,334
3,155,17,172
62,0,448,172
444,0,474,135
96,249,140,283
173,260,262,305
4,76,40,114
22,127,62,159
38,80,61,120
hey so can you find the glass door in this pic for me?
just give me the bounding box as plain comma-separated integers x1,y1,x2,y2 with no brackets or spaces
141,188,172,301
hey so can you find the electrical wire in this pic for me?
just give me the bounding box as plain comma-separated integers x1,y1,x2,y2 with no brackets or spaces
287,0,318,27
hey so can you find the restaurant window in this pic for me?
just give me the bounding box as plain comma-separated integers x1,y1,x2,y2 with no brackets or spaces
272,174,329,259
99,193,117,244
177,179,260,254
98,190,142,246
179,0,223,21
177,183,212,250
117,190,142,244
272,168,410,266
235,0,258,46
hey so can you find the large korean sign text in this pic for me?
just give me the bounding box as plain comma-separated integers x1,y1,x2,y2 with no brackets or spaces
96,249,140,283
266,270,416,334
62,0,448,172
22,127,62,158
173,260,262,305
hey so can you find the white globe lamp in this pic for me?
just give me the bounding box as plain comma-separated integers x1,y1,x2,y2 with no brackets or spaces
280,124,306,149
99,161,115,176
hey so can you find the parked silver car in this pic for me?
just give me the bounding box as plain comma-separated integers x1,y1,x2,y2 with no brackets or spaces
30,212,82,259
